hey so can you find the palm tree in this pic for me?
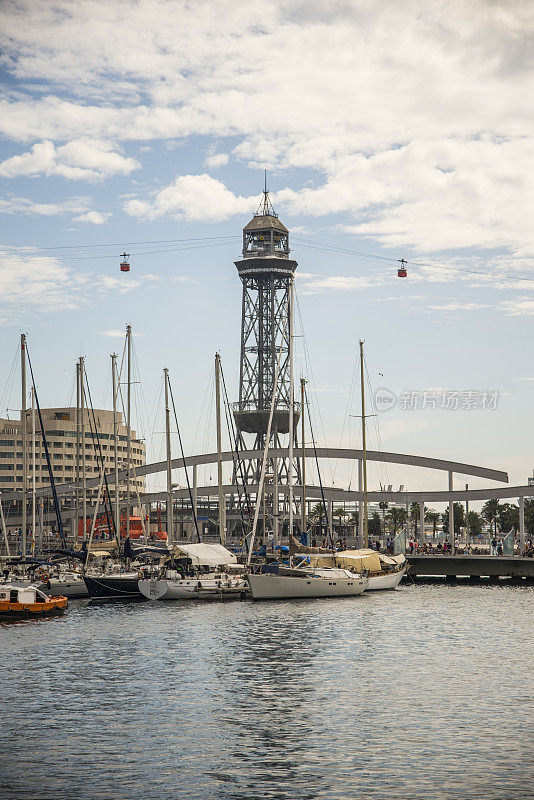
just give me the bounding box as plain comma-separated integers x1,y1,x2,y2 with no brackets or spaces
467,510,482,537
386,506,407,535
482,499,500,536
333,506,347,534
425,509,440,537
410,502,421,537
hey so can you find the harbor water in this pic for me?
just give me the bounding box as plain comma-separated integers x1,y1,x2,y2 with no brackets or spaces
1,583,533,800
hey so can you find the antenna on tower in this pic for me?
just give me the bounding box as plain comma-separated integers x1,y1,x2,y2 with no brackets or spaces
257,169,277,217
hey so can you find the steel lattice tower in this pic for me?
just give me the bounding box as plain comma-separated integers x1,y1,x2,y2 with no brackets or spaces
233,188,299,482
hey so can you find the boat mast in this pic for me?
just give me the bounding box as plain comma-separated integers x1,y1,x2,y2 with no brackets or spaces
215,353,225,546
111,353,119,539
75,361,81,538
359,340,368,547
21,333,27,560
80,356,87,541
164,367,173,547
288,278,294,544
300,377,306,536
31,386,36,555
126,324,132,541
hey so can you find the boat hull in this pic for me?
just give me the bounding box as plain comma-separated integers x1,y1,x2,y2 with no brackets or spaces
367,568,406,591
0,596,67,619
247,572,368,600
138,577,249,601
83,574,143,601
37,578,89,598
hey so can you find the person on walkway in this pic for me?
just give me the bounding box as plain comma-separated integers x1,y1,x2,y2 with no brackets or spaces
491,536,497,555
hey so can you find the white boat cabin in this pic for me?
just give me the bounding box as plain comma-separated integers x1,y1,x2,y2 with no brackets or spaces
0,585,49,604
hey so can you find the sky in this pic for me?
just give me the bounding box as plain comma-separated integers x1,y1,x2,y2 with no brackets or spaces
0,0,533,502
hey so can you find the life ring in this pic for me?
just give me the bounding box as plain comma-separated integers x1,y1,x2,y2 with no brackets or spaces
40,572,49,583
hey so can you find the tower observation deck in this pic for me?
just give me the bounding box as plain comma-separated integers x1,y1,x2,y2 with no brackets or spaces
233,186,300,477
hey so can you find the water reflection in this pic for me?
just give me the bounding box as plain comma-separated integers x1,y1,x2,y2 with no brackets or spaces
0,586,533,800
214,608,331,799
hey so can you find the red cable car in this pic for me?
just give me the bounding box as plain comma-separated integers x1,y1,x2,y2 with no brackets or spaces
397,258,407,278
120,252,130,272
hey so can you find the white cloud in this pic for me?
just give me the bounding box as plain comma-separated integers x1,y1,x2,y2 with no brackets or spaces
0,195,90,216
428,301,491,312
0,250,167,323
125,173,256,221
298,274,388,295
0,0,532,258
204,153,229,169
0,251,88,315
0,139,140,181
73,210,111,224
101,329,140,338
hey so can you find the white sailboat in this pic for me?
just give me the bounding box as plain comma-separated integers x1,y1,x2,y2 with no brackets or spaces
246,280,368,601
138,543,248,600
356,340,406,590
247,567,367,600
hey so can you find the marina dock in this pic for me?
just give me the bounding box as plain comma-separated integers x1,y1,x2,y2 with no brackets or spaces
407,554,534,581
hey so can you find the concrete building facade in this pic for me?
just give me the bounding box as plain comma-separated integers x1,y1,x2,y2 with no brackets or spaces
0,407,145,496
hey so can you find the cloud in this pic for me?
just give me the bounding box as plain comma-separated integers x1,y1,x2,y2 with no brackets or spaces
73,210,111,224
0,250,167,323
124,173,256,221
101,329,140,338
428,301,491,312
298,274,388,295
204,153,229,169
0,195,90,216
0,0,533,258
0,251,89,316
0,139,140,181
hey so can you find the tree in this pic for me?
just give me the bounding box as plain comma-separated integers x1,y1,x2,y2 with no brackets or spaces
425,509,440,537
410,502,421,536
333,506,347,532
525,499,534,537
482,499,500,536
497,502,519,533
442,503,466,537
467,510,482,537
309,503,326,531
368,511,381,539
348,511,359,535
386,506,407,535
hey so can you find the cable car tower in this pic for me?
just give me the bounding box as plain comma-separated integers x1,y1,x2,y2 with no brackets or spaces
233,179,299,483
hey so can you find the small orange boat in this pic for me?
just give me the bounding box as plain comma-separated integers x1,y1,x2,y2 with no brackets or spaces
0,584,68,620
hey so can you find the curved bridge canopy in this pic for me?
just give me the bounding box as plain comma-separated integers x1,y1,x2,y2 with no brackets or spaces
0,447,508,502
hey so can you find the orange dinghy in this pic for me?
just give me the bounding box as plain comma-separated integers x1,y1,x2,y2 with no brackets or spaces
0,584,68,620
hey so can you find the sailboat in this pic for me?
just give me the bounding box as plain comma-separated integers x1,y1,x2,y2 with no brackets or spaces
82,325,148,601
139,355,250,602
245,281,369,600
315,341,405,591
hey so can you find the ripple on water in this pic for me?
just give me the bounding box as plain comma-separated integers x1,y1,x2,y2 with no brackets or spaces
0,584,533,800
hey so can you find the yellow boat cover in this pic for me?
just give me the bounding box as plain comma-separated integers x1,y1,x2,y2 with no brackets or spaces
308,548,382,573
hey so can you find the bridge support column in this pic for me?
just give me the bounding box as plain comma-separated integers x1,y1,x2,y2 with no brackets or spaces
420,499,425,543
519,495,525,554
358,459,363,547
192,465,197,543
328,499,334,546
448,471,454,546
273,455,279,551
